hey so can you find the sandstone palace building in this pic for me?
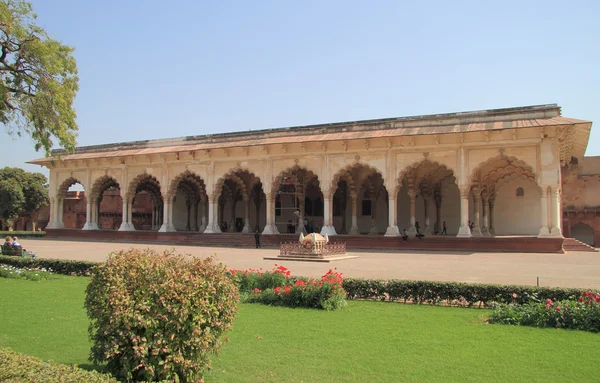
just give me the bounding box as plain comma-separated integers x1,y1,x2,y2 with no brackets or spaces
29,104,598,247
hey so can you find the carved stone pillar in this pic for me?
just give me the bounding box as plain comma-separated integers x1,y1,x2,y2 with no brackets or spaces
385,192,399,236
127,198,135,230
158,197,175,232
422,191,432,236
320,194,337,236
549,186,563,237
199,199,207,232
262,194,280,234
368,196,379,235
348,193,359,235
471,188,482,236
242,199,250,233
481,190,490,236
407,189,417,235
46,197,58,229
204,196,221,233
57,198,65,228
89,198,97,229
82,197,98,230
118,198,131,231
537,187,550,237
457,187,472,237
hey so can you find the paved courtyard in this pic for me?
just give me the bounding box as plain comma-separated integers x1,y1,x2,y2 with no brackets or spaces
19,238,600,289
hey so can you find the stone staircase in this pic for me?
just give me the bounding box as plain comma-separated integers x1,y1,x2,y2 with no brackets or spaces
562,238,599,252
44,229,565,253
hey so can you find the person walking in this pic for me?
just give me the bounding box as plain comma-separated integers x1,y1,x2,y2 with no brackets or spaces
254,230,261,249
441,221,447,235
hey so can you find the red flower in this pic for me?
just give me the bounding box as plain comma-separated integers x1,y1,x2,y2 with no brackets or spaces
555,306,561,311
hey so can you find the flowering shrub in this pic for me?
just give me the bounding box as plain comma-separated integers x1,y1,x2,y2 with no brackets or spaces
0,264,53,281
232,265,347,311
85,248,239,382
489,290,600,333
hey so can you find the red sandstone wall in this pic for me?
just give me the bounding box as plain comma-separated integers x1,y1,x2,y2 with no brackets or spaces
562,158,600,247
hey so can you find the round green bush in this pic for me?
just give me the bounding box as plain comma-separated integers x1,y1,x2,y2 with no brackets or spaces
85,248,239,382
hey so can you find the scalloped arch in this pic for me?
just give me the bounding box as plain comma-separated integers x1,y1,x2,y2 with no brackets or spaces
470,155,538,191
213,168,261,201
272,166,321,198
396,159,455,194
469,155,535,184
57,177,84,197
89,175,120,200
127,173,162,201
329,162,382,196
168,170,206,199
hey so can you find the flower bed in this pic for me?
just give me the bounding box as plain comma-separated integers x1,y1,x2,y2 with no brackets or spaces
489,291,600,333
0,264,53,281
230,265,347,311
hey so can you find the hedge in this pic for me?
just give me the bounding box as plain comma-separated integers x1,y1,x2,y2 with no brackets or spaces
0,348,117,383
342,278,596,307
0,256,98,276
1,255,595,308
0,231,45,238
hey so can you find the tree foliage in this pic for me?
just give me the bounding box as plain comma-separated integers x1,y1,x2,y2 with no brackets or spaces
0,166,48,220
0,0,78,155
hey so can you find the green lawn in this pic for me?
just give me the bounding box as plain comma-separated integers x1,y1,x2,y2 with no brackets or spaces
0,277,598,383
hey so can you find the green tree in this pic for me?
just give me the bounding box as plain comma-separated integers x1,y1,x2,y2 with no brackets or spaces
0,178,24,221
0,0,78,156
0,167,47,222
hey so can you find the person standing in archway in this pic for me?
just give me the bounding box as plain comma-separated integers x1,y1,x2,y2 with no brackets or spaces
441,221,447,235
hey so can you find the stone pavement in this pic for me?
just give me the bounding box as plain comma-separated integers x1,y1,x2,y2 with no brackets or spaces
19,238,600,289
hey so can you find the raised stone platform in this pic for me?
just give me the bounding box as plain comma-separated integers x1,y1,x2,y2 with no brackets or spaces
44,229,565,253
263,254,359,263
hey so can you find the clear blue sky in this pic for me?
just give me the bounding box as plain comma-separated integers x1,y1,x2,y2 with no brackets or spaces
2,0,599,178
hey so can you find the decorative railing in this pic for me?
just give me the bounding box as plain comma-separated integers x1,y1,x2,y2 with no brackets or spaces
280,242,346,257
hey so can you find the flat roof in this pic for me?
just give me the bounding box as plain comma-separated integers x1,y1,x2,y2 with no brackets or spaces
29,104,592,164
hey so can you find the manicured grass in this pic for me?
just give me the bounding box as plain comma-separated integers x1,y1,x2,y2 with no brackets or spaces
0,276,91,366
0,277,598,382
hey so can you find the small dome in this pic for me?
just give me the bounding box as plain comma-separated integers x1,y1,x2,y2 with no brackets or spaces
303,233,325,243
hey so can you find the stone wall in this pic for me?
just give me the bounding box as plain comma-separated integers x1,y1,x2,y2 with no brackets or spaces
562,156,600,246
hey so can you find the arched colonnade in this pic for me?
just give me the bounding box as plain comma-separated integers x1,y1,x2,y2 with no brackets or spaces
46,156,563,238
